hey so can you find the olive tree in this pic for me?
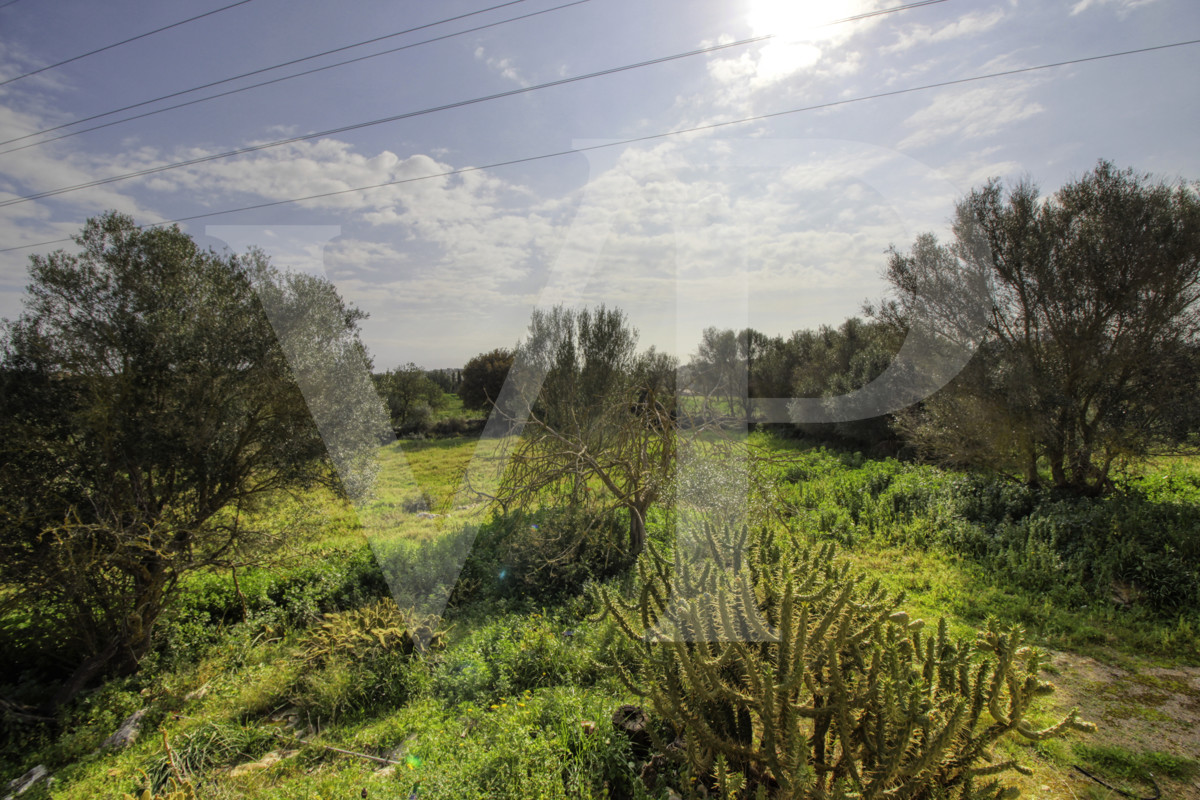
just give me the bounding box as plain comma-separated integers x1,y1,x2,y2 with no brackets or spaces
880,162,1200,492
458,347,514,412
0,212,383,705
492,305,678,555
374,362,445,434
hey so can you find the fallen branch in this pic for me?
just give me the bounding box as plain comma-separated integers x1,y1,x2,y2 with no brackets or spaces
272,729,402,766
1073,765,1161,800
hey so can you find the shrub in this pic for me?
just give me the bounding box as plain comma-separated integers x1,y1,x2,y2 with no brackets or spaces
432,612,597,706
291,598,440,722
599,525,1093,799
140,722,276,793
453,506,634,607
768,441,1200,617
150,545,390,671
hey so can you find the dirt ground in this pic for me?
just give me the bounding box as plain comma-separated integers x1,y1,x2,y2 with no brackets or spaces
1016,649,1200,800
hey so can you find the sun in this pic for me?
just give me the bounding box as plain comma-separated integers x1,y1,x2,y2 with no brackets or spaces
743,0,870,78
746,1,846,41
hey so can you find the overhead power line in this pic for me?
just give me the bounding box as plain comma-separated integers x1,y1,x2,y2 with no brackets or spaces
0,0,590,157
0,0,949,208
1,37,1196,256
0,0,537,149
0,0,260,87
0,35,774,208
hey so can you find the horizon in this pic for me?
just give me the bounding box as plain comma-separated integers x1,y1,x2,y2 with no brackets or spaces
2,0,1198,368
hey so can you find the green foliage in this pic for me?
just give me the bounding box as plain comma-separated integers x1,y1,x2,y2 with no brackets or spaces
431,612,600,707
454,506,634,607
300,597,442,665
291,599,438,722
374,362,447,436
786,318,902,446
375,691,648,800
151,543,389,670
600,524,1093,799
0,211,382,700
881,161,1200,492
459,347,515,413
141,722,275,793
766,441,1200,618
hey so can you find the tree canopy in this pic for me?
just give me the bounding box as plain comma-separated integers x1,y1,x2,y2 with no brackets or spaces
880,161,1200,492
0,212,382,704
458,347,514,413
492,305,677,555
374,362,446,434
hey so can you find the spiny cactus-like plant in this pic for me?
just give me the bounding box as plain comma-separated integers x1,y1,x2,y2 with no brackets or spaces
123,778,197,800
599,523,1093,799
300,597,444,666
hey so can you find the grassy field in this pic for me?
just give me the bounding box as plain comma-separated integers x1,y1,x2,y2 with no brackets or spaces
3,433,1198,799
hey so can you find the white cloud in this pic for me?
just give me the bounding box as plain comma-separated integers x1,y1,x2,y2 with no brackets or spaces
896,82,1045,150
473,45,530,87
1070,0,1158,15
882,8,1007,54
705,0,881,96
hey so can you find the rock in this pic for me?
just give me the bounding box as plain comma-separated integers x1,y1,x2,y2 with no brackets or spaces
227,749,298,777
183,684,209,702
611,704,651,758
100,708,148,752
2,765,48,799
268,706,303,730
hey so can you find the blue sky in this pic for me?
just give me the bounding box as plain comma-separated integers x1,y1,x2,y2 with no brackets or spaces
1,0,1197,368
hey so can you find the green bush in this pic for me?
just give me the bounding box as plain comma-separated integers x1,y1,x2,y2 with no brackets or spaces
432,613,599,707
291,598,438,723
600,525,1093,799
453,507,634,607
141,722,276,793
769,442,1200,617
152,545,390,669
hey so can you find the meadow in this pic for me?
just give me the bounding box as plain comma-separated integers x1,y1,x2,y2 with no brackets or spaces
3,432,1198,800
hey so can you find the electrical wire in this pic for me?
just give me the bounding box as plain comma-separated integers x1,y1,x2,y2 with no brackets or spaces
0,0,261,87
0,0,590,157
0,0,536,149
1,37,1195,255
0,0,950,207
0,34,774,209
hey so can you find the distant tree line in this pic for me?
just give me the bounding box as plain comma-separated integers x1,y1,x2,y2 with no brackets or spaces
664,162,1200,492
3,161,1197,708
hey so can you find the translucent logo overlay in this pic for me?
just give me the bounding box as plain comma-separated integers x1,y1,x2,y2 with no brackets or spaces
209,139,992,643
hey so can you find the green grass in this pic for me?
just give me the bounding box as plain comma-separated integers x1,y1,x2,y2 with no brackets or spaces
5,431,1200,800
432,392,487,422
1070,742,1200,797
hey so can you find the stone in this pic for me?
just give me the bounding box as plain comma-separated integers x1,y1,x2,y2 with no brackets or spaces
2,765,48,799
99,708,148,752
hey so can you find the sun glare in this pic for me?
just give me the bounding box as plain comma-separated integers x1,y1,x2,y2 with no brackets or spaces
744,0,870,78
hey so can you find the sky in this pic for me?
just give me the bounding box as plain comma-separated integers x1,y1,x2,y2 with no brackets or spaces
0,0,1197,369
